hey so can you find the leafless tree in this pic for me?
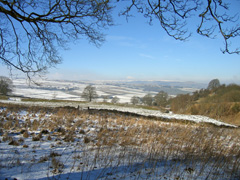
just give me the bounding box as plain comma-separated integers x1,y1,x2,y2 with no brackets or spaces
154,91,168,107
121,0,240,54
131,96,141,105
81,85,98,102
142,93,153,106
0,76,13,95
0,0,113,78
0,0,239,78
111,96,120,104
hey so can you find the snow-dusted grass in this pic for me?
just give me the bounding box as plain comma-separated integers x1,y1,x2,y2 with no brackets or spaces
0,99,237,127
1,105,240,180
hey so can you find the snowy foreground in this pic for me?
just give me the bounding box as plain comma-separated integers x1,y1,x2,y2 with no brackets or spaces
1,101,240,180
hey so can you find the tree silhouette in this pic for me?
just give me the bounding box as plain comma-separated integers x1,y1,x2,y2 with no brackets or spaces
111,96,120,104
122,0,240,54
154,91,168,107
142,93,153,106
0,76,13,95
207,79,221,90
131,96,141,105
81,85,98,102
0,0,113,78
1,0,239,78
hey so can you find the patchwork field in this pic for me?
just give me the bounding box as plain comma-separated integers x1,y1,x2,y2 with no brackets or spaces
11,79,202,103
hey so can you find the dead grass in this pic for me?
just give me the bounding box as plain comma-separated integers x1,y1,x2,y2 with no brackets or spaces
183,102,240,126
1,103,240,179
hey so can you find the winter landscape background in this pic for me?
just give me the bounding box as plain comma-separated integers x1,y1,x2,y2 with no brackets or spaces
12,78,205,103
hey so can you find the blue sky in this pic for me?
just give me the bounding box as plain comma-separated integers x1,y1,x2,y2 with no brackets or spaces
1,1,240,84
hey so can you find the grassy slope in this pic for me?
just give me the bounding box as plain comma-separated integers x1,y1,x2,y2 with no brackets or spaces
1,104,240,179
171,84,240,126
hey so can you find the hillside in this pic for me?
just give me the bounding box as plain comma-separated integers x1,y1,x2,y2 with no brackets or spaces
1,81,240,180
170,84,240,126
1,103,240,179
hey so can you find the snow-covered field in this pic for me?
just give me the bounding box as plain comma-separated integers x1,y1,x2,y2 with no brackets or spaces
12,78,201,103
1,105,240,180
1,79,239,179
7,78,238,128
12,79,153,103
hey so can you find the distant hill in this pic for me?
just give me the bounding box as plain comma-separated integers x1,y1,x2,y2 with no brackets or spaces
106,80,206,95
11,78,206,103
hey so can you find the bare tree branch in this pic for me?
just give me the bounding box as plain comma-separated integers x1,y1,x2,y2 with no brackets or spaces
197,0,240,54
121,0,240,54
0,0,114,79
0,0,239,81
120,0,201,41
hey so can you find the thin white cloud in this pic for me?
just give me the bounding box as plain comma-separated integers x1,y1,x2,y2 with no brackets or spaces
139,53,155,60
107,35,146,49
126,76,135,80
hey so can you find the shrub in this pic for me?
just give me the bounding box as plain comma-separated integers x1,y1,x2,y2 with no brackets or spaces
0,76,13,95
18,138,24,143
2,132,12,142
9,139,19,146
231,103,240,114
23,131,29,138
222,90,240,102
41,129,49,134
50,151,61,157
38,156,49,163
171,94,193,113
32,120,40,130
55,127,66,135
47,135,52,141
79,129,85,134
190,105,199,115
63,132,75,142
51,157,64,174
3,121,13,130
84,136,91,144
32,133,42,141
23,144,29,148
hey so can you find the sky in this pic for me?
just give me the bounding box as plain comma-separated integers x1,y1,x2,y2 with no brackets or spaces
1,1,240,84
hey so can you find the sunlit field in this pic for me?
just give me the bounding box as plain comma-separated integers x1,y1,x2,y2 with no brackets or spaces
1,104,240,179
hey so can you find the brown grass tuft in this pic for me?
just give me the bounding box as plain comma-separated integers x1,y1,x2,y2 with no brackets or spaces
23,131,29,138
8,139,19,146
84,136,91,144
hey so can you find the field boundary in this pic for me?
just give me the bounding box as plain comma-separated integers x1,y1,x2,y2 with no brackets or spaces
0,99,237,128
